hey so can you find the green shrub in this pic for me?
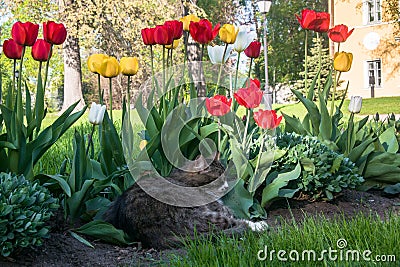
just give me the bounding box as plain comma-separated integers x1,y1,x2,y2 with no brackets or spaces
0,172,59,257
273,132,364,199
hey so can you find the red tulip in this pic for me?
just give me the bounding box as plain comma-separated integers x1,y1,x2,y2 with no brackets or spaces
31,39,52,62
328,24,354,43
250,78,261,88
253,109,282,129
244,41,261,58
2,39,23,59
154,24,174,45
11,21,39,46
234,80,263,109
206,95,232,116
164,20,183,40
141,28,156,45
296,9,330,33
43,21,67,45
189,19,220,44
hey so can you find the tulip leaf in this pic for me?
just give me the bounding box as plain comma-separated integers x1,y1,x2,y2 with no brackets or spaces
291,89,321,135
261,163,301,207
222,179,253,219
281,113,309,136
318,92,332,141
378,127,399,153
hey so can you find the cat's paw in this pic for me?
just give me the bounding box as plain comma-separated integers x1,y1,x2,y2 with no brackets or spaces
246,221,268,232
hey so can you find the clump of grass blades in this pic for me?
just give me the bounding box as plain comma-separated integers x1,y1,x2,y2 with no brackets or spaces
167,213,400,267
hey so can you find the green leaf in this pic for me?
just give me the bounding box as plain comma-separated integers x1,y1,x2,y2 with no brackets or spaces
318,92,332,141
291,89,321,135
282,113,309,135
222,179,253,219
75,220,133,245
378,127,399,153
69,231,94,248
36,174,72,197
261,163,301,207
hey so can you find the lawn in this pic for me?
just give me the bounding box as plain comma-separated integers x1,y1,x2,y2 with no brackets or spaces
167,214,400,267
274,96,400,118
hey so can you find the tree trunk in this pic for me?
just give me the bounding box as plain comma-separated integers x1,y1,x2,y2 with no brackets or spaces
60,34,85,111
182,0,206,97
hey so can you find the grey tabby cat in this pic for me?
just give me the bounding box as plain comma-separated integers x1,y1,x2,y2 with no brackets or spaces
103,159,267,249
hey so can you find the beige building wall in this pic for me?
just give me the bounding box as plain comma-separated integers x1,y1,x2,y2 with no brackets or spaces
329,0,400,98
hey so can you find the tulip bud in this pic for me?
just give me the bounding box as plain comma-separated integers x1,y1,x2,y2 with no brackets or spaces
234,29,256,52
88,54,108,74
219,24,239,44
180,14,200,31
334,52,353,72
11,21,39,46
2,39,23,59
348,96,362,114
207,45,233,64
98,56,121,78
120,57,139,76
43,21,67,45
31,39,52,62
88,102,106,125
374,112,380,122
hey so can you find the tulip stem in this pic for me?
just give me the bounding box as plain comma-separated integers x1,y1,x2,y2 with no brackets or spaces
97,74,102,105
304,30,308,95
109,78,113,121
242,108,250,148
330,70,338,116
216,44,229,95
317,33,321,93
346,112,355,156
86,125,96,156
199,44,206,96
162,45,167,120
43,44,53,92
248,58,253,79
127,75,131,114
16,46,25,124
12,59,16,108
234,52,241,92
218,117,221,153
252,131,266,190
150,45,155,93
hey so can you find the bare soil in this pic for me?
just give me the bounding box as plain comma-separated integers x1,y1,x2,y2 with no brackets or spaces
1,189,399,267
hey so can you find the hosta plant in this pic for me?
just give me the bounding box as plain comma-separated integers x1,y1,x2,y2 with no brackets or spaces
0,172,59,257
272,132,364,200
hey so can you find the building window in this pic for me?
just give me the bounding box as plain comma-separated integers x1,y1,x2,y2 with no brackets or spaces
364,0,382,24
367,59,382,88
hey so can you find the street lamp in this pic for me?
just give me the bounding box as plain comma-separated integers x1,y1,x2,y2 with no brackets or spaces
257,1,272,109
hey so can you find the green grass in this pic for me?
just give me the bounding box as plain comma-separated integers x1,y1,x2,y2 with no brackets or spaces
166,213,400,267
273,96,400,119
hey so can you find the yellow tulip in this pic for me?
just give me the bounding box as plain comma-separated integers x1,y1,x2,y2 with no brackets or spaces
219,24,239,44
120,57,139,76
333,52,353,72
87,54,108,74
165,39,180,49
180,14,200,31
98,56,121,78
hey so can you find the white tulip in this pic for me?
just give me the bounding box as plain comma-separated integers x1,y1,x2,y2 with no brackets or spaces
348,96,362,114
207,45,233,65
234,30,256,52
88,102,106,125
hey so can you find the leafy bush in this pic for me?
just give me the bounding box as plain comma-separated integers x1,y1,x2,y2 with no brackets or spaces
272,132,364,199
0,172,59,257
